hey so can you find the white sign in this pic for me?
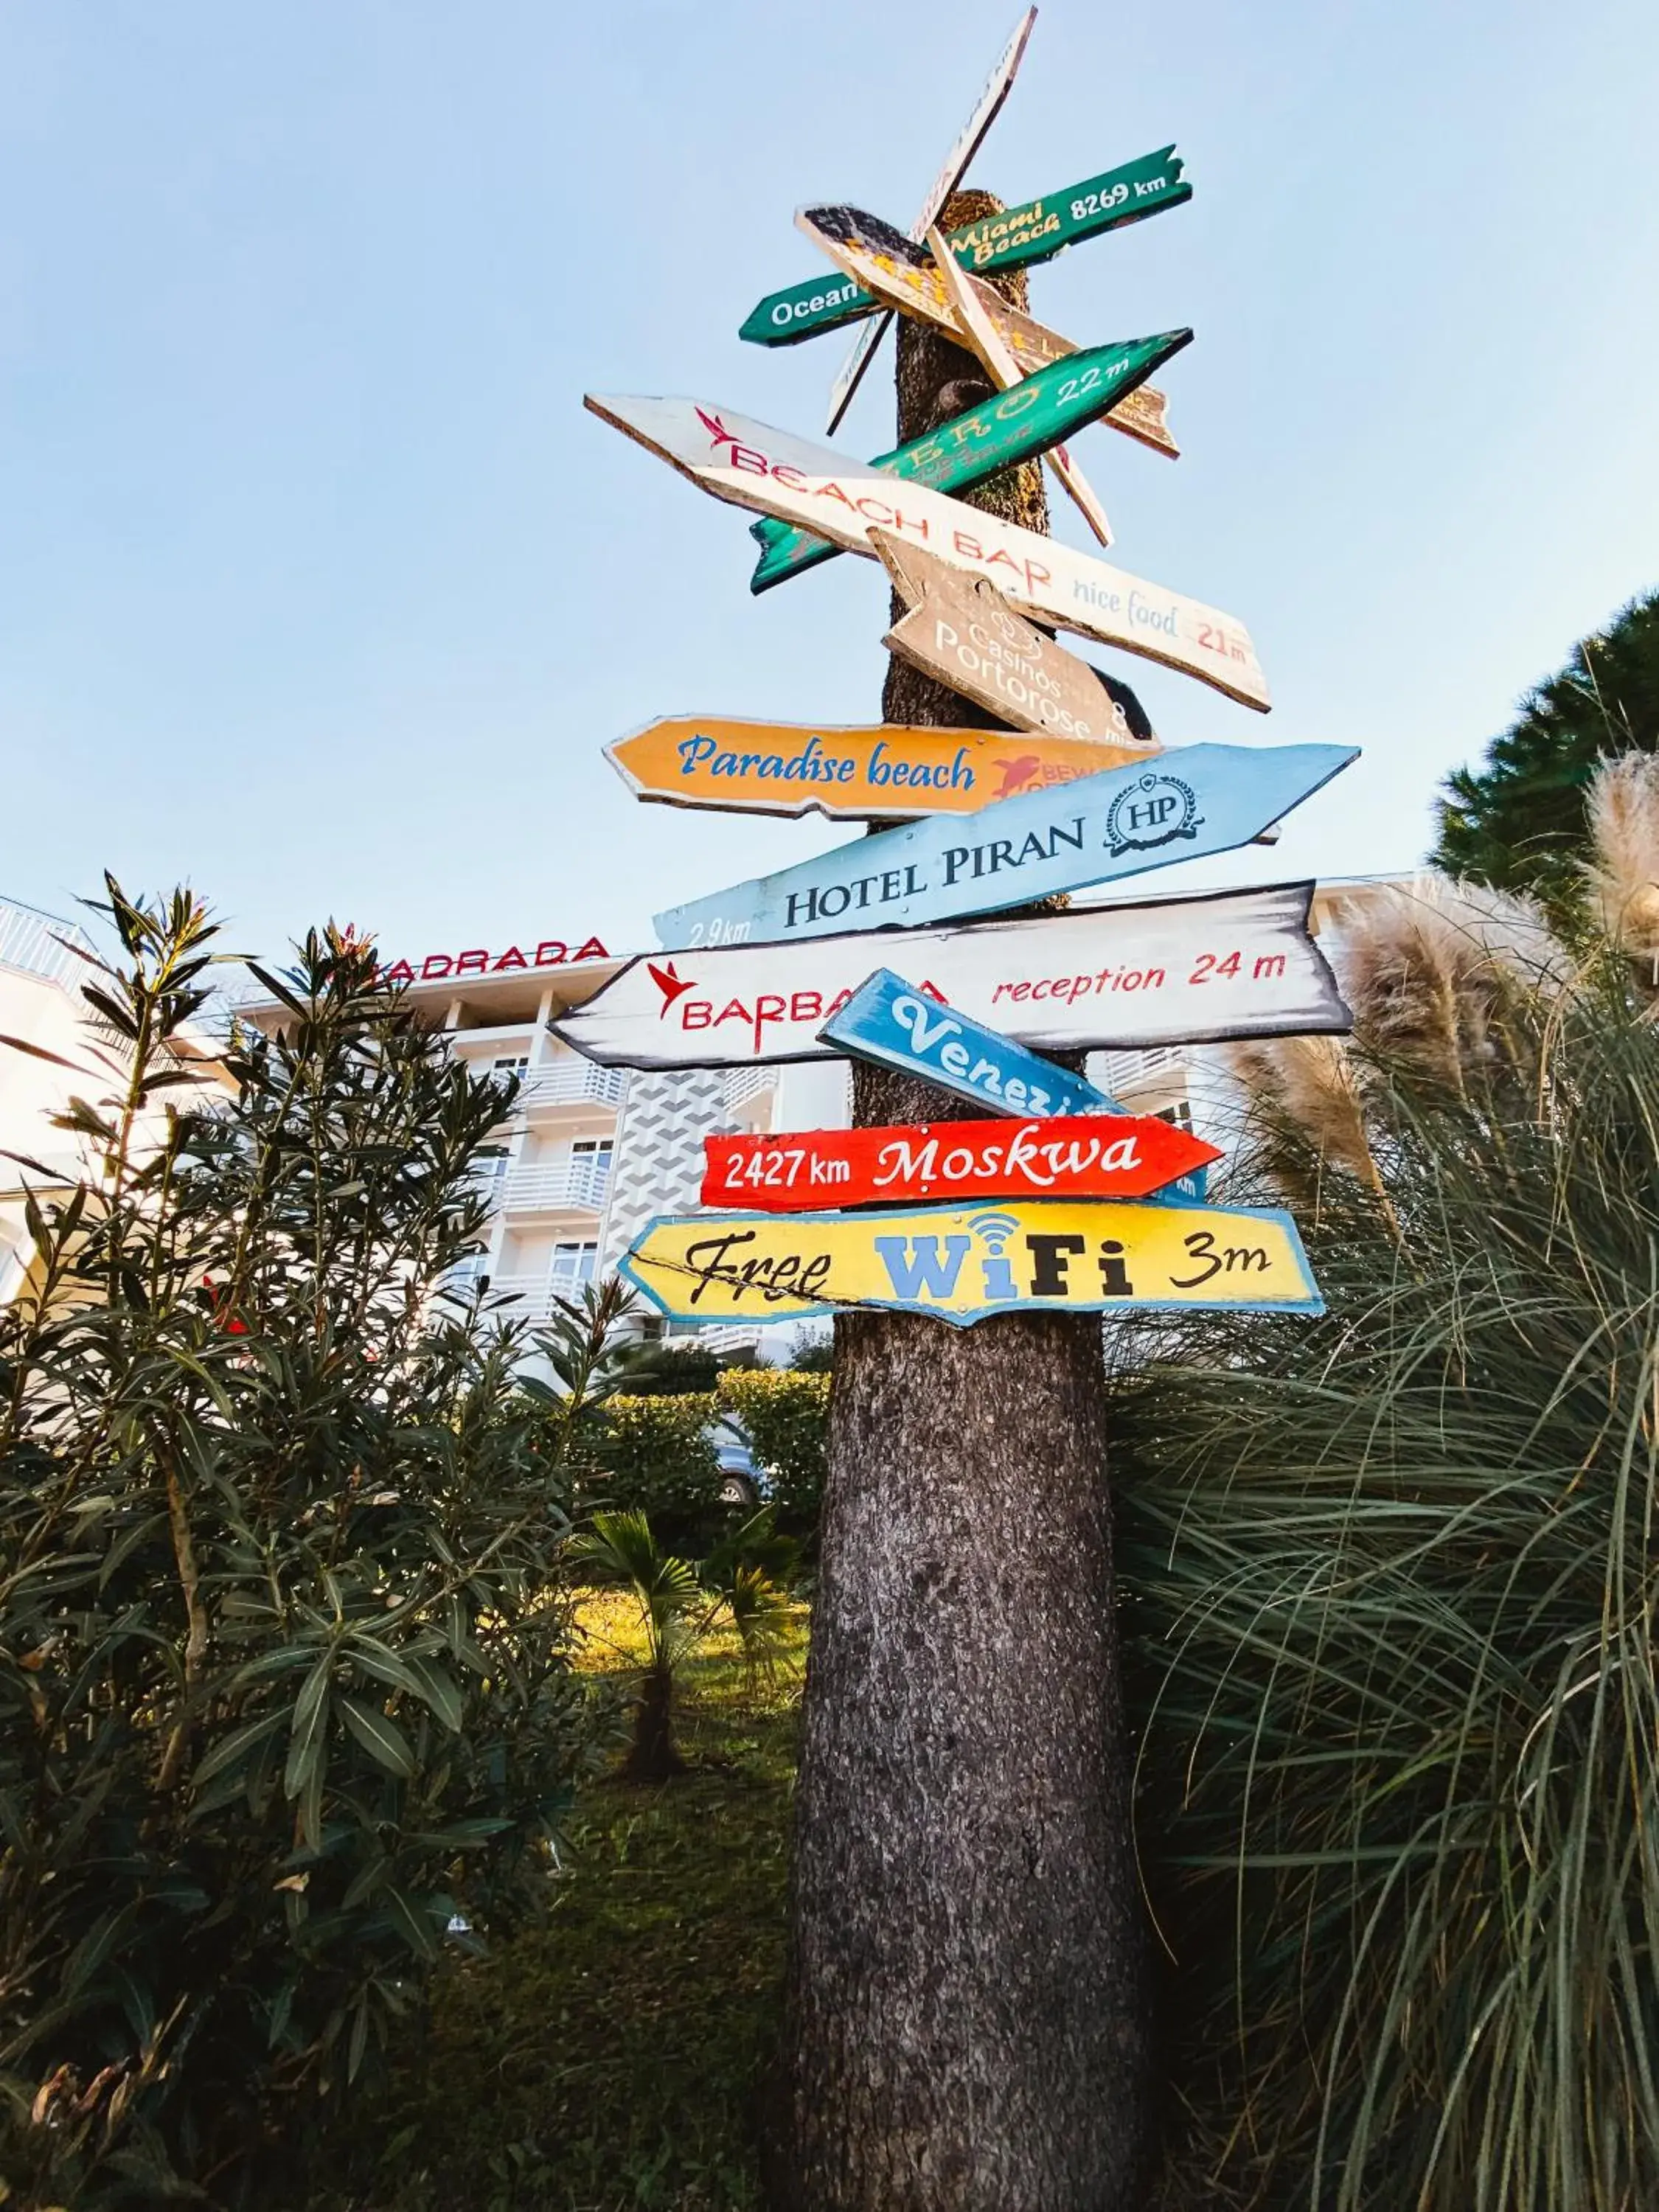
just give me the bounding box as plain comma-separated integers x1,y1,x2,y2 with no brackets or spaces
825,4,1038,431
549,881,1346,1070
584,393,1270,711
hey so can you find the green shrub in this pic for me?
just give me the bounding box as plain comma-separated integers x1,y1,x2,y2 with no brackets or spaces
718,1368,829,1540
0,887,604,2206
582,1391,723,1548
1119,923,1659,2211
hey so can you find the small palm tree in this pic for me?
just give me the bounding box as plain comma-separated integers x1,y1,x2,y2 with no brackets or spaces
568,1508,797,1781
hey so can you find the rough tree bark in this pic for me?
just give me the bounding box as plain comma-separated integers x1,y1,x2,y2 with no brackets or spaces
768,193,1150,2212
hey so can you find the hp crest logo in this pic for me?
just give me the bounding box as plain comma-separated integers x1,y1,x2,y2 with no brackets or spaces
1105,770,1204,858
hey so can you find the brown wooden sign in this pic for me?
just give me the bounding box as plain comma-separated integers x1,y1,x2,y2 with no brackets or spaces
926,223,1116,545
799,204,1179,459
873,531,1158,752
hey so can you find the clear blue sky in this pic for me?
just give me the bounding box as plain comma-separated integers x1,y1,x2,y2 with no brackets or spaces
4,0,1658,969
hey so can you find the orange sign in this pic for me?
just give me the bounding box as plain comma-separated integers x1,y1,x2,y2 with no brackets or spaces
605,716,1151,822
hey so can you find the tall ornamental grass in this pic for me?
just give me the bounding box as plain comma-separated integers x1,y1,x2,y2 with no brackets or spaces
1119,828,1659,2211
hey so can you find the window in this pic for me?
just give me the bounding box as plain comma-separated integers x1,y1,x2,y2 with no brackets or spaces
551,1241,598,1287
493,1056,529,1074
568,1138,613,1197
1155,1100,1194,1133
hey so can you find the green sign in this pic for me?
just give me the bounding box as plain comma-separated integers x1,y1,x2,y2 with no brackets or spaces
748,327,1191,593
740,145,1189,350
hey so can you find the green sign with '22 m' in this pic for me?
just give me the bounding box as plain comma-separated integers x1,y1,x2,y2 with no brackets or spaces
748,327,1192,593
740,145,1189,349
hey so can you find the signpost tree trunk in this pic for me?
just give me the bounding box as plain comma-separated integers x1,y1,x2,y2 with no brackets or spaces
770,193,1150,2212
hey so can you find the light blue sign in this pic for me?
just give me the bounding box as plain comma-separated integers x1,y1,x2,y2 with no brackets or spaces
654,743,1359,951
817,968,1125,1120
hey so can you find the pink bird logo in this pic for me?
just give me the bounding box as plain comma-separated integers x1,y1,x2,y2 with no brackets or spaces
695,407,741,456
647,960,698,1018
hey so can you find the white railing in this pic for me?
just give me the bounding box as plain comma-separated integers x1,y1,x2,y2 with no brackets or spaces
511,1062,626,1112
723,1066,777,1112
1099,1046,1188,1095
500,1160,611,1213
484,1270,593,1321
0,898,97,990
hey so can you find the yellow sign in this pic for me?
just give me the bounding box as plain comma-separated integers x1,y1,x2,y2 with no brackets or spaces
605,716,1152,822
622,1200,1322,1328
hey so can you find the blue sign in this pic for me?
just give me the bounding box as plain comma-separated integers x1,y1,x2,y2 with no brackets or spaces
818,968,1125,1120
654,742,1359,950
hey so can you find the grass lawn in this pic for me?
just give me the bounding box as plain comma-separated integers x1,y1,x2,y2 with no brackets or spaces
303,1593,806,2212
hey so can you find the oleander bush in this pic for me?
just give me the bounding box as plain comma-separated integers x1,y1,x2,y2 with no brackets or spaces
0,886,607,2208
1120,830,1659,2211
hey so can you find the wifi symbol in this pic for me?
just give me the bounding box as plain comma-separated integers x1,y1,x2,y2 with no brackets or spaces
970,1211,1020,1256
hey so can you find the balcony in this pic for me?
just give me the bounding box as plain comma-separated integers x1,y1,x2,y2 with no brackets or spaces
722,1067,778,1113
0,898,97,989
1099,1046,1189,1098
509,1062,626,1114
484,1270,591,1322
500,1159,611,1214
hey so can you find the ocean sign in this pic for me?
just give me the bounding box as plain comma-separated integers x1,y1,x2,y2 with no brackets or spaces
581,394,1269,709
797,205,1179,459
740,145,1190,349
620,1198,1324,1328
702,1111,1222,1212
605,716,1154,821
548,880,1349,1071
818,967,1120,1119
748,328,1190,591
654,743,1357,950
874,531,1155,748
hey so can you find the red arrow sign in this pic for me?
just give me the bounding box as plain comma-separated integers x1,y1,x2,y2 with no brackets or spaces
701,1114,1221,1214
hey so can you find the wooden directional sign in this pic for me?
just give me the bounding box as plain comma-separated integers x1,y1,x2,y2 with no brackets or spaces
654,743,1357,950
926,220,1113,546
748,328,1190,591
620,1198,1324,1328
741,146,1191,349
818,967,1121,1119
874,532,1155,749
581,395,1269,708
605,716,1152,821
799,206,1179,460
825,7,1037,432
548,880,1349,1071
702,1111,1222,1212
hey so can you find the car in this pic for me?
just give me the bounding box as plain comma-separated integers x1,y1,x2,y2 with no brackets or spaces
707,1413,762,1508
